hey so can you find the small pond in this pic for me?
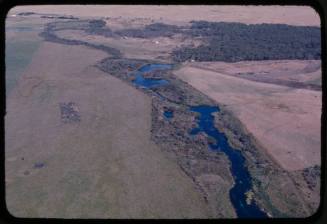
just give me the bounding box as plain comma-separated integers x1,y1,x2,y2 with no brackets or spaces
131,64,173,88
163,110,173,119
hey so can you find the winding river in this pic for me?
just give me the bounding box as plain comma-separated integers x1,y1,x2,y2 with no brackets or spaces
131,63,267,218
190,105,267,218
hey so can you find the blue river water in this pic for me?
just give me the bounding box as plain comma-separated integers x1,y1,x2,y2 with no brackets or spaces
131,63,267,218
190,105,267,218
163,110,173,119
131,64,173,88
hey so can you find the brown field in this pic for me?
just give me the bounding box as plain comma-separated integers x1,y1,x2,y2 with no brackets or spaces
191,60,321,88
5,42,210,218
174,64,321,171
8,5,320,27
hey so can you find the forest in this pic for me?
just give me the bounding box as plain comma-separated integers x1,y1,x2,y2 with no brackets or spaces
172,21,321,62
42,19,321,62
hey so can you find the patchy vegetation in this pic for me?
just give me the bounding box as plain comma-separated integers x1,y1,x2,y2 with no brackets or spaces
86,20,115,37
39,20,122,57
87,19,321,62
59,102,81,123
39,19,321,63
17,12,35,16
213,107,316,217
97,57,237,217
302,165,321,191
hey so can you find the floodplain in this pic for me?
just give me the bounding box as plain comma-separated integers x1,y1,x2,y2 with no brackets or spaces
5,5,322,219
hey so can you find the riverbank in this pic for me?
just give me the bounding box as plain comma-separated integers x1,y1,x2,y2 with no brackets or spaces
97,56,317,217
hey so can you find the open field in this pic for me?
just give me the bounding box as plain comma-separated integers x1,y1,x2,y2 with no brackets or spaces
5,17,48,95
8,5,320,26
55,29,195,62
174,65,321,171
191,60,321,90
5,42,210,218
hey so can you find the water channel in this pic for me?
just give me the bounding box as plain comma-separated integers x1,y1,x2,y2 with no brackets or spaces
190,105,267,218
130,63,267,218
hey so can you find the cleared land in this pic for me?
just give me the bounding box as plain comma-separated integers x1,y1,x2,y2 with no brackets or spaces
55,29,193,62
174,65,321,171
191,60,321,90
57,30,181,61
5,42,210,218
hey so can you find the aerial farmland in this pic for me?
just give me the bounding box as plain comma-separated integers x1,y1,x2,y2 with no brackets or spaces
5,5,322,219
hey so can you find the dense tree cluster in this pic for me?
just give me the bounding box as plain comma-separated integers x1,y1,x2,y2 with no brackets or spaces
116,23,181,38
17,12,35,16
85,20,115,37
302,165,320,191
106,20,321,62
172,21,321,62
40,15,78,20
89,19,106,28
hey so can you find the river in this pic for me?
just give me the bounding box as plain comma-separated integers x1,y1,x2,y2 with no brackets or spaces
129,63,267,218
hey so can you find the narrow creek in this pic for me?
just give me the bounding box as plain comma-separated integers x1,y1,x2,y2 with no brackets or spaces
190,105,267,218
131,63,267,218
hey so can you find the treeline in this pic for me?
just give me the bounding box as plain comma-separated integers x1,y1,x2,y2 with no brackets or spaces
108,20,321,62
116,23,181,38
172,21,321,62
40,15,79,20
86,20,116,37
39,19,321,62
